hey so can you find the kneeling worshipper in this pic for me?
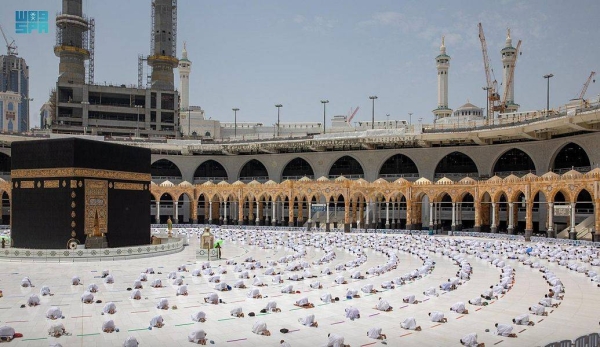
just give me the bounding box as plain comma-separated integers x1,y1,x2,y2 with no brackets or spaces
495,323,517,337
130,289,142,300
513,313,535,326
400,317,422,331
102,302,117,314
295,297,314,308
298,314,318,327
230,307,244,318
27,294,40,307
123,336,140,347
81,291,94,304
72,276,81,285
247,288,262,299
102,320,117,333
326,333,349,347
150,315,165,328
191,311,206,322
204,293,219,304
345,307,360,320
88,283,99,293
281,284,294,294
251,320,271,336
151,279,163,288
40,286,53,296
188,330,207,345
321,293,336,304
429,311,447,323
375,298,392,311
177,285,189,296
133,280,143,289
104,275,115,284
262,301,281,313
451,301,469,314
367,327,386,340
21,277,34,287
46,307,63,320
460,333,484,347
403,294,419,304
156,298,169,310
48,323,67,337
0,326,22,342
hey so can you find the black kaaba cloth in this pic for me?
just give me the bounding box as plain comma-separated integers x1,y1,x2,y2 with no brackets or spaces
11,138,151,249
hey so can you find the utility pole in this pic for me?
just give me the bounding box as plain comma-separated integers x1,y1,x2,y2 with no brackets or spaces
232,108,239,138
369,96,378,129
321,100,329,134
275,104,282,136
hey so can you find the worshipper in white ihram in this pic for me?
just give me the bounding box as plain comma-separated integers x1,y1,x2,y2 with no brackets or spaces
366,327,386,340
48,323,67,337
450,301,469,314
400,317,422,331
46,307,63,320
429,311,447,323
27,294,40,307
188,329,207,345
345,307,360,320
375,298,392,311
102,320,117,333
460,333,484,347
130,289,142,300
156,298,169,310
150,315,165,328
326,333,350,347
298,314,318,327
102,302,116,314
495,323,517,337
123,336,139,347
230,306,244,318
513,313,534,326
191,311,206,322
40,286,53,296
251,320,271,336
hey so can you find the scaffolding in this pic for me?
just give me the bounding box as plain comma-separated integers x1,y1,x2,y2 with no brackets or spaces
87,18,95,84
171,0,177,58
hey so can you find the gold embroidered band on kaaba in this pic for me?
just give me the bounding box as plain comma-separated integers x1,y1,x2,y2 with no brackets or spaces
11,168,151,182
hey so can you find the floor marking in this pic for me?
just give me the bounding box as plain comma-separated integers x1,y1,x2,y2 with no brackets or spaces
360,342,377,347
289,307,302,311
430,323,441,328
287,329,300,333
21,337,47,341
184,305,203,308
227,338,247,342
423,298,430,301
128,328,149,332
131,310,149,314
368,313,380,317
230,299,245,303
77,333,101,337
550,310,554,314
175,323,194,327
456,315,465,319
537,319,544,323
399,305,408,309
475,307,483,311
72,315,92,318
218,317,235,322
330,321,345,325
400,332,413,337
493,340,504,345
518,329,526,333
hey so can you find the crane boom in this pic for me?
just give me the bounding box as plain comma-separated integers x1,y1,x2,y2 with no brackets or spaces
577,71,596,100
0,24,17,56
478,23,499,122
500,40,521,112
478,23,493,91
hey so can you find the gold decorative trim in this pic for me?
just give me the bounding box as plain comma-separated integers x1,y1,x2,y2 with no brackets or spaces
114,182,144,191
11,168,151,182
44,180,60,188
21,181,34,189
85,179,108,236
70,180,77,188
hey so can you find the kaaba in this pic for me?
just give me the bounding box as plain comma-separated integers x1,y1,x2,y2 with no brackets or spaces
10,138,151,249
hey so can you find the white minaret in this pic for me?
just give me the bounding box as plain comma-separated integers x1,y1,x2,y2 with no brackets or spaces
178,42,192,111
433,36,452,120
501,29,519,112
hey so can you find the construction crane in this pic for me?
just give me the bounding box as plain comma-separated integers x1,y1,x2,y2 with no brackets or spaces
478,23,499,122
0,24,18,55
497,39,521,113
575,71,596,100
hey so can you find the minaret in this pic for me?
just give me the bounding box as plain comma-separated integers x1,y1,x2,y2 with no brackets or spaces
501,29,519,112
433,36,452,120
147,0,179,91
54,0,90,84
178,42,191,111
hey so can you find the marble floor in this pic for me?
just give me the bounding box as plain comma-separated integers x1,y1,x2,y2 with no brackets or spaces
0,230,598,347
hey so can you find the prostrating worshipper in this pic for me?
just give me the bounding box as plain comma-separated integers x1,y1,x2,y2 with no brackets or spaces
480,288,495,300
529,304,547,316
460,332,485,347
294,297,314,308
46,307,63,320
72,276,82,285
188,329,207,345
101,270,109,278
361,284,378,294
367,327,386,340
48,323,67,337
288,273,304,281
88,283,99,293
253,277,267,287
251,320,271,336
468,297,487,306
177,285,189,296
375,298,392,312
403,294,420,304
450,301,469,314
247,288,262,299
150,315,165,328
191,269,202,277
102,319,117,333
513,314,535,326
21,277,34,287
178,264,189,272
214,282,230,291
123,336,139,347
326,333,349,347
346,289,360,299
130,289,142,300
424,287,438,297
133,280,143,289
539,296,560,308
204,292,219,305
230,306,244,318
310,281,322,289
102,302,117,314
381,280,394,289
156,298,169,310
104,275,115,284
168,271,178,279
334,276,347,285
81,291,94,304
233,280,246,289
400,317,422,331
429,311,447,323
320,293,336,304
345,307,360,320
40,286,53,296
298,314,318,327
151,279,163,288
191,311,206,322
280,340,291,347
262,301,281,313
494,323,517,337
0,326,21,342
321,268,332,275
350,271,364,280
272,275,284,284
173,277,184,286
27,294,40,307
208,275,220,283
145,267,155,274
281,284,294,294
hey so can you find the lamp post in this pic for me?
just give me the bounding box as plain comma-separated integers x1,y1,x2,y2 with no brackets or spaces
232,108,239,138
386,114,390,128
408,112,413,126
369,96,377,129
543,74,554,118
134,104,143,137
275,104,282,136
81,101,90,135
321,100,329,134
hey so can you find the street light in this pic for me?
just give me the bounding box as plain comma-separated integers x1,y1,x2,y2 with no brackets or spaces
386,114,390,128
369,96,378,129
232,108,239,138
81,101,90,135
275,104,283,136
134,104,143,137
408,112,413,126
543,74,554,118
321,100,329,134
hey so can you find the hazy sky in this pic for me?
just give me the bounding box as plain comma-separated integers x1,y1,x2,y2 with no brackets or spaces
3,0,600,128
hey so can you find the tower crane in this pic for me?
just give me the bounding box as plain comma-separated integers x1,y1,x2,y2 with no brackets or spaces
575,71,596,100
478,23,499,122
497,39,521,113
0,24,17,56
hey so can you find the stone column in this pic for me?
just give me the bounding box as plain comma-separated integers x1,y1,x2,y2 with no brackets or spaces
191,201,198,224
507,202,514,234
525,201,533,241
272,200,277,226
288,199,295,227
298,200,303,226
255,200,260,226
156,201,161,223
209,201,213,224
223,200,228,225
385,202,390,228
451,202,456,232
326,201,330,232
429,202,434,231
365,201,370,230
491,202,497,233
344,200,351,232
547,202,554,238
173,200,179,223
307,202,312,230
258,201,264,226
569,202,577,240
238,200,244,225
